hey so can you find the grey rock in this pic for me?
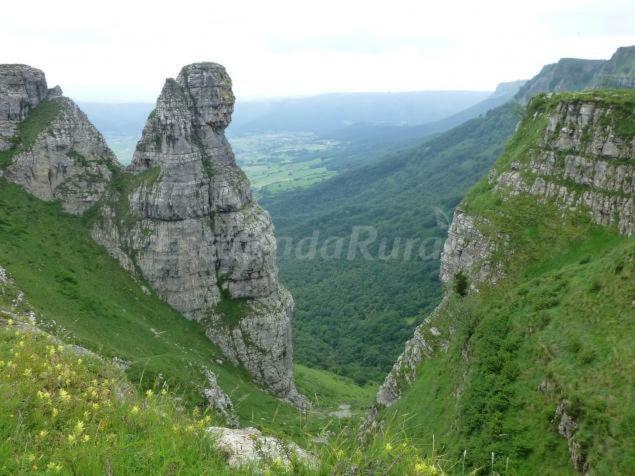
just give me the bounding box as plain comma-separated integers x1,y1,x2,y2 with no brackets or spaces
47,85,63,98
495,100,634,236
439,208,504,288
92,63,306,407
202,369,239,428
206,426,316,469
555,401,589,473
2,96,120,214
0,64,48,151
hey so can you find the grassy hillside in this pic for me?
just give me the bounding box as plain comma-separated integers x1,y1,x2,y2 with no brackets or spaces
0,318,442,474
0,180,374,442
381,91,635,474
0,325,240,475
262,102,522,382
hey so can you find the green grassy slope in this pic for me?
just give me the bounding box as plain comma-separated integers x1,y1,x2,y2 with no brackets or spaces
0,180,373,442
0,326,244,475
262,102,522,382
383,91,635,474
0,324,441,475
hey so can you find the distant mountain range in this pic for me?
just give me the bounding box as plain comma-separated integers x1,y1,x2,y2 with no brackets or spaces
81,86,523,165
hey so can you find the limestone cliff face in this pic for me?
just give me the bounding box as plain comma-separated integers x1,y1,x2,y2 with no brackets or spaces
92,63,305,406
495,98,634,236
0,65,120,214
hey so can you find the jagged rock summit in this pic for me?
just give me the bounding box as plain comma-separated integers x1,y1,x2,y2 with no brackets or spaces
0,64,120,214
93,63,306,407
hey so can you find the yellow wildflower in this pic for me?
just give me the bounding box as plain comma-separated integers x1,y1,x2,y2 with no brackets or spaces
7,319,13,327
414,461,438,475
82,434,91,443
27,454,36,462
145,389,154,398
384,443,393,453
58,389,70,402
52,408,58,417
39,430,49,438
23,368,32,377
67,434,76,444
46,462,62,472
130,405,140,415
74,421,85,434
160,388,168,396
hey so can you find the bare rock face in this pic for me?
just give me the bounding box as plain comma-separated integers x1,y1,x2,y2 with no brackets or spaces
439,208,504,288
2,96,120,214
0,64,120,214
0,65,48,151
202,369,239,428
92,63,306,407
495,99,634,236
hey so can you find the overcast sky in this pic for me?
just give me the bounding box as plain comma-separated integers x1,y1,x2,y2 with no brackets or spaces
2,0,633,103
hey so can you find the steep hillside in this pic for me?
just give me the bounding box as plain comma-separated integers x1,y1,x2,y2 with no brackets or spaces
366,90,635,474
0,263,434,474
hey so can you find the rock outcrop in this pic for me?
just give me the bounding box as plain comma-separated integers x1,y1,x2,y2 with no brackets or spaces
439,209,504,288
0,65,120,214
92,63,306,407
202,369,239,428
494,96,634,236
0,65,48,151
206,426,316,469
516,46,635,104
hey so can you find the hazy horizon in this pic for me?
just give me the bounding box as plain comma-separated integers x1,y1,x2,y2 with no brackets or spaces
1,0,633,103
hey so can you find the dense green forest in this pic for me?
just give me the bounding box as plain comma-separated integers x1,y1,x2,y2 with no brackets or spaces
263,102,523,382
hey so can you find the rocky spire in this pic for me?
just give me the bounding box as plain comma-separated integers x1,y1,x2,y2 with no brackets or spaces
93,63,306,407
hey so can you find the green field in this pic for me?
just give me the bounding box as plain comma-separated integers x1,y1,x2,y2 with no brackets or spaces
229,132,338,195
